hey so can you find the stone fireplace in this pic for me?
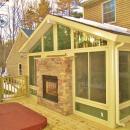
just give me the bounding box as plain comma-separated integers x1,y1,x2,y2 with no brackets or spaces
36,56,73,115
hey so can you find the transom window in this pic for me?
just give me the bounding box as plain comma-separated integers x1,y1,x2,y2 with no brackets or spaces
44,27,54,52
102,0,116,23
57,24,71,50
74,30,107,48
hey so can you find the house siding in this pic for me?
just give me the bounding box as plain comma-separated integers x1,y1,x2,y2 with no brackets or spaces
84,0,130,29
6,32,28,76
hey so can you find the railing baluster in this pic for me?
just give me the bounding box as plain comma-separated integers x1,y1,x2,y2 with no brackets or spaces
0,76,28,100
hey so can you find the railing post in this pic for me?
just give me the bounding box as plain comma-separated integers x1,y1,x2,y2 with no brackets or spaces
24,76,29,97
0,77,3,102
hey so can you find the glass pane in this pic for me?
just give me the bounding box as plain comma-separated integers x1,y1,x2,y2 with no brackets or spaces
29,56,40,86
30,39,42,53
103,11,115,23
103,0,115,23
103,0,115,13
74,30,107,49
90,52,106,103
119,51,130,103
75,53,88,99
57,24,71,50
44,27,53,51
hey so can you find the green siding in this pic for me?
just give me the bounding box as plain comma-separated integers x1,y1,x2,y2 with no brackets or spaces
76,102,108,121
120,106,130,120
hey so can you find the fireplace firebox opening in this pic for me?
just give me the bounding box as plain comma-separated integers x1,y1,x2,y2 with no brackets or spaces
42,75,58,102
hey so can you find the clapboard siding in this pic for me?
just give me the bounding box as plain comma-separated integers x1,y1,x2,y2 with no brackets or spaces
6,32,28,76
84,0,130,29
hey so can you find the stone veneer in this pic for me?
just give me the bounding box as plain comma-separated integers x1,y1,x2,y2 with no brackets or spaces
36,56,73,115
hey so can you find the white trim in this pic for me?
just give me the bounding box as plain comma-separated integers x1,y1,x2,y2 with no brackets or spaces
102,0,116,24
41,36,44,52
76,97,108,110
120,100,130,110
53,24,58,51
115,42,126,127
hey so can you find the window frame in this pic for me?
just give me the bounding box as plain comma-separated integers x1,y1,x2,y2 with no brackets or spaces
102,0,116,23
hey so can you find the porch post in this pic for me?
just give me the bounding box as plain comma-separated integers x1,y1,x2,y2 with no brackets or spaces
53,24,58,51
108,41,116,128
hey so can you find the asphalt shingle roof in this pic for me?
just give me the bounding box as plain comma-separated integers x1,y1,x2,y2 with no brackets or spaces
22,28,34,37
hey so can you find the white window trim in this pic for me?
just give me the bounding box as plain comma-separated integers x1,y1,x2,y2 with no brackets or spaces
18,63,22,76
102,0,116,24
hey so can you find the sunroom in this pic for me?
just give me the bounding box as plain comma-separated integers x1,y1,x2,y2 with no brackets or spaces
19,15,130,128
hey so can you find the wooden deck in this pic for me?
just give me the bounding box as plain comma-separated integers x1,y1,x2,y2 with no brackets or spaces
4,95,130,130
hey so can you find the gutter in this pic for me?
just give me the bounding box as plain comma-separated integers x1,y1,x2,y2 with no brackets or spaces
115,42,125,127
80,0,99,6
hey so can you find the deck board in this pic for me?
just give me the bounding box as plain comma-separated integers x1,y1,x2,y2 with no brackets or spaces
4,95,130,130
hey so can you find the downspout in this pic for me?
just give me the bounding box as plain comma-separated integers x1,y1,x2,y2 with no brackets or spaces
115,42,125,127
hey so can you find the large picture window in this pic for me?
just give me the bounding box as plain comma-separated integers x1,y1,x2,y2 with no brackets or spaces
103,0,116,23
75,51,106,104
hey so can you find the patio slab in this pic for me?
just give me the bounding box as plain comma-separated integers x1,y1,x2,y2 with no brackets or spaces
4,95,130,130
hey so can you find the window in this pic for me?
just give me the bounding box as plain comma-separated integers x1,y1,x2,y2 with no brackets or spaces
29,56,40,86
74,30,107,48
44,27,53,51
30,39,42,53
57,24,71,50
102,0,116,23
119,51,130,103
18,64,22,75
75,51,106,104
89,52,106,103
75,53,88,99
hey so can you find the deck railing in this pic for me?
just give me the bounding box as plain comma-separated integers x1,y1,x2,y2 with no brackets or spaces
0,76,28,101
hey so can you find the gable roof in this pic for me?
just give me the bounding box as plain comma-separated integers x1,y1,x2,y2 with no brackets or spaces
57,15,130,36
21,28,34,37
6,28,33,63
19,14,130,53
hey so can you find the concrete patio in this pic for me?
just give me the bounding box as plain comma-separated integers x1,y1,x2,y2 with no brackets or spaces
3,95,130,130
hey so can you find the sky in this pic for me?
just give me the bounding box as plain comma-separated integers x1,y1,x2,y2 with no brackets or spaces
0,0,83,41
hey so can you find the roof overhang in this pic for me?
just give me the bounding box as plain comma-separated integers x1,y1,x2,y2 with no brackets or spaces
80,0,99,6
19,15,130,53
